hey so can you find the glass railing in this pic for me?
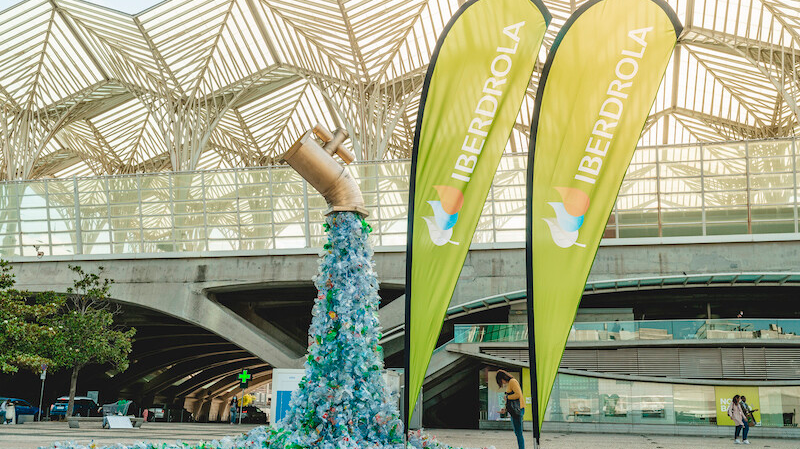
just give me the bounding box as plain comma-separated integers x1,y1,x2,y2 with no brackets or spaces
454,323,530,343
3,137,800,257
454,319,800,344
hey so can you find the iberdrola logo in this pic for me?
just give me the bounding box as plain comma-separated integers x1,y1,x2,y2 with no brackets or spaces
422,185,464,246
544,187,590,248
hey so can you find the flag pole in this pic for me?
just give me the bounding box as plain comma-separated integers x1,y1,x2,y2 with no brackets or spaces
525,144,541,447
404,108,418,444
525,16,549,439
526,304,542,448
403,295,411,444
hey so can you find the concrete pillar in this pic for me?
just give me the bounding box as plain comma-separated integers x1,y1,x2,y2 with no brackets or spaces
209,398,224,422
183,397,200,420
508,302,527,323
197,396,213,423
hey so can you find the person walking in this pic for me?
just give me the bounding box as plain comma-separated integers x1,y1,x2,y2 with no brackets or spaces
229,397,238,424
728,395,749,444
741,396,757,431
496,370,525,449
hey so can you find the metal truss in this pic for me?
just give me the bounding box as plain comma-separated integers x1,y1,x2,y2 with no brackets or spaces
0,0,799,180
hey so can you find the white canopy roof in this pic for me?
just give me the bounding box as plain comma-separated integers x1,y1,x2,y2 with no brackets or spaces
0,0,798,179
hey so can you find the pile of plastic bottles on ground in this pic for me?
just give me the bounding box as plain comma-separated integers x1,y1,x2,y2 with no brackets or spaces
46,427,495,449
43,213,492,449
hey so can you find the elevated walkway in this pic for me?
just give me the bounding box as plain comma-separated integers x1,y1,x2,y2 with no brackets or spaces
444,317,800,382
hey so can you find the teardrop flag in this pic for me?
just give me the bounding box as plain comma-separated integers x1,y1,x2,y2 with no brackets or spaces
405,0,550,430
526,0,681,442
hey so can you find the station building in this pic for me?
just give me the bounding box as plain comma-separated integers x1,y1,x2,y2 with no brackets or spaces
1,0,799,437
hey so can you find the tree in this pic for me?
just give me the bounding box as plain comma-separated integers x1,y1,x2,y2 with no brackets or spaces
45,265,135,417
0,260,62,374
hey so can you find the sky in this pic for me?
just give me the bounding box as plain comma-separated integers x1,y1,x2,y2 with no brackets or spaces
0,0,163,14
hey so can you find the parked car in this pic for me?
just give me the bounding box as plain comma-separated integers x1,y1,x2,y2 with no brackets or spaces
146,405,165,421
239,406,267,424
147,404,194,422
49,396,100,418
0,397,41,420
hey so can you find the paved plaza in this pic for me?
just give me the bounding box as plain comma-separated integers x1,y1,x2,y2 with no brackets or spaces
0,423,796,449
430,429,797,448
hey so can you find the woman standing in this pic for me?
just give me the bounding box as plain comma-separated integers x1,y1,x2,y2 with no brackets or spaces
229,397,238,424
728,395,749,444
496,370,525,449
4,400,15,425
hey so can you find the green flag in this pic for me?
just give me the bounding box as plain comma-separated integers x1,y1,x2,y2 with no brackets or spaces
405,0,550,427
526,0,681,433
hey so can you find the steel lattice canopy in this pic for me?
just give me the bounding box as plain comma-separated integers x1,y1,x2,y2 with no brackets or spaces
0,0,798,180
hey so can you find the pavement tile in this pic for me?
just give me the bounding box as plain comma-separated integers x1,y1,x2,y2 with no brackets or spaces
0,423,795,449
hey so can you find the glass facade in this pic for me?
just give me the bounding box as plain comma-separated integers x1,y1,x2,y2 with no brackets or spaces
480,370,799,427
760,387,800,427
544,375,682,425
454,319,800,344
673,384,716,425
2,138,800,257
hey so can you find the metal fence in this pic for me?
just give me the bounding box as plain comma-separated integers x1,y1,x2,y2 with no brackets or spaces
4,137,800,257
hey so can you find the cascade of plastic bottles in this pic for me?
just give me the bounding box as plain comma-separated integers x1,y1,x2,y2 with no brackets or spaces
273,211,404,449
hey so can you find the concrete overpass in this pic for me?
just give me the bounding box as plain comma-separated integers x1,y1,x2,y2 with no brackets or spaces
11,238,798,347
7,238,797,407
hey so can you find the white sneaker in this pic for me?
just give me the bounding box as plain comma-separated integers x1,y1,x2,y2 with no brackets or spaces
734,440,742,444
743,440,750,445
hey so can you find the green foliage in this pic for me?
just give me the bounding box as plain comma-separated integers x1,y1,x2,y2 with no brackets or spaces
0,260,64,373
46,307,134,372
44,265,135,373
0,261,135,377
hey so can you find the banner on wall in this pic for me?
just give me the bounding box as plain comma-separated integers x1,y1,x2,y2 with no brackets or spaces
522,367,533,421
525,0,681,434
270,369,305,424
715,386,761,426
404,0,550,427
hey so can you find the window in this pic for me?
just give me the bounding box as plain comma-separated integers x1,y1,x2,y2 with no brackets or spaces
673,385,716,425
759,387,800,427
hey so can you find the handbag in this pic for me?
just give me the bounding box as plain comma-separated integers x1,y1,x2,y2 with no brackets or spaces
506,394,522,417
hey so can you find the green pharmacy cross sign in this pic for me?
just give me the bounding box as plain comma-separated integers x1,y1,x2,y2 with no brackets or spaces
238,369,251,388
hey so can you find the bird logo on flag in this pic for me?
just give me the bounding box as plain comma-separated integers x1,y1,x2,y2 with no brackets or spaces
543,187,590,248
422,185,464,246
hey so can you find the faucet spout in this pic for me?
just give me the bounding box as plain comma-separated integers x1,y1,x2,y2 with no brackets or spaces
280,124,368,217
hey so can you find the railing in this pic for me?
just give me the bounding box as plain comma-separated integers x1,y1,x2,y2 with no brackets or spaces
3,137,800,257
454,323,529,344
454,319,800,344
